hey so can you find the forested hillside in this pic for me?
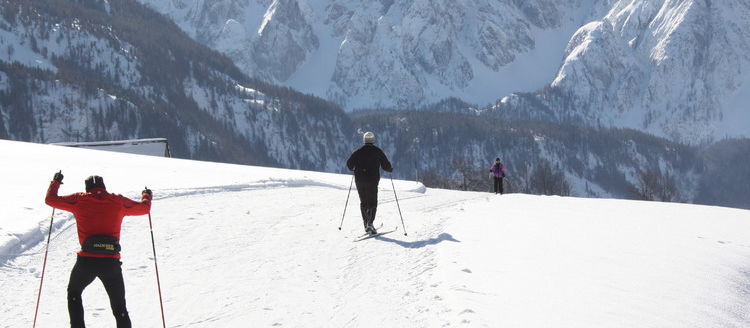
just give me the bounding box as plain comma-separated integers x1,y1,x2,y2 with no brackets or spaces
352,110,750,209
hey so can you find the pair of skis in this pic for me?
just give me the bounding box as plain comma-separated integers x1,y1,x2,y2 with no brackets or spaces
353,225,398,242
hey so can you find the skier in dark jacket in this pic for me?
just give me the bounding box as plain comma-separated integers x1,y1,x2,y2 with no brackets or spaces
346,132,393,235
45,172,152,328
490,158,507,194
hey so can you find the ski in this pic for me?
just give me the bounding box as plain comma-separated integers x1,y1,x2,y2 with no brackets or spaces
354,226,398,242
352,223,383,239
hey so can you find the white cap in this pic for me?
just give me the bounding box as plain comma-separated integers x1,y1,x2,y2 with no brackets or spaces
363,131,376,144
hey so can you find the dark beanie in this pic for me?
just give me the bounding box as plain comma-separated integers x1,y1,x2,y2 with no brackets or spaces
85,175,106,192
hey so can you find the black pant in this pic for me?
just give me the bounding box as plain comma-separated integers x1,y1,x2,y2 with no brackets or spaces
68,256,131,328
355,179,379,228
493,177,504,194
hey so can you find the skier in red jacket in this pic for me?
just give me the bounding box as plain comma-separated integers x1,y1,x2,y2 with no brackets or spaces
45,172,152,328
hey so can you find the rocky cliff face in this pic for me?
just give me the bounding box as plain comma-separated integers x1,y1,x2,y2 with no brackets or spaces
493,0,750,144
141,0,584,108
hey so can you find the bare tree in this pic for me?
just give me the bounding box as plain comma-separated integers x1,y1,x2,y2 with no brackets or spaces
451,158,486,191
636,167,680,202
527,159,571,196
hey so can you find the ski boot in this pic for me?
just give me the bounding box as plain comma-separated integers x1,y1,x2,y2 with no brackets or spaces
367,223,377,235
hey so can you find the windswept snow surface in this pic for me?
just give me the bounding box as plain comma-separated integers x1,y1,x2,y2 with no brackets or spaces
1,139,749,327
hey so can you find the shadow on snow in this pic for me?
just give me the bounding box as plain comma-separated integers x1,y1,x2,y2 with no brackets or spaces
375,232,460,249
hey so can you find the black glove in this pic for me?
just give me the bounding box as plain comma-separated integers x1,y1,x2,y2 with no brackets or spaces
142,187,152,197
53,170,64,183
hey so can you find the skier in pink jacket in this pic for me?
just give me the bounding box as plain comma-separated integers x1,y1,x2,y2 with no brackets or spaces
490,158,507,194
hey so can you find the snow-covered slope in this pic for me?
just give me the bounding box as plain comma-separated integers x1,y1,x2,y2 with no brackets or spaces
2,139,749,327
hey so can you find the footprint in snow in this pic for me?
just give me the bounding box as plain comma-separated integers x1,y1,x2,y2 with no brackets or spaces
460,309,475,315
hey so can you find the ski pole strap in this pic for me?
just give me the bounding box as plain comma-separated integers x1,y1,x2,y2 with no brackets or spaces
81,235,121,255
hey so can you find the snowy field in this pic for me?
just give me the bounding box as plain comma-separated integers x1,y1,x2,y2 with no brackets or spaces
1,139,749,327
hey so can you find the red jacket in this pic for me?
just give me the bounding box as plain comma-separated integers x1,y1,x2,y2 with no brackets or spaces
45,180,151,259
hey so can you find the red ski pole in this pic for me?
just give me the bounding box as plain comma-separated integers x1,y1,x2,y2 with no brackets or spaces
33,208,55,328
147,212,167,328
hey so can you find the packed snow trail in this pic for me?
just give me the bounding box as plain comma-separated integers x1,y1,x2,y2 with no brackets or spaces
1,140,750,327
2,180,480,327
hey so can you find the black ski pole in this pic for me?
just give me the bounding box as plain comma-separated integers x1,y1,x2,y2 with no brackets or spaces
147,212,167,328
33,208,55,328
390,174,408,236
338,175,354,230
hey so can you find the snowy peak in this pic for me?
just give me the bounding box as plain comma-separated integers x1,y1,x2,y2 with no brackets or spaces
254,0,319,81
544,0,750,143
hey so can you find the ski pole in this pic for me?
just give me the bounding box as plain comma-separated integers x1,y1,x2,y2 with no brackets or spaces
338,175,354,230
33,208,55,328
390,174,408,236
147,212,167,328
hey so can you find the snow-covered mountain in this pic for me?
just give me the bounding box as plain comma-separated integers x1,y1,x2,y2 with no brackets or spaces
2,0,748,209
3,139,750,327
141,0,750,144
0,0,354,171
141,0,588,108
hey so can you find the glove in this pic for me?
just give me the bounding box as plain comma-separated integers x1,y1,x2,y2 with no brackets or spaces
142,187,152,197
53,170,64,183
